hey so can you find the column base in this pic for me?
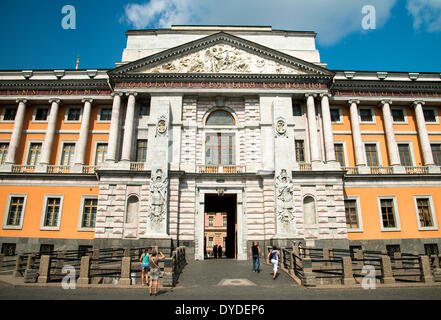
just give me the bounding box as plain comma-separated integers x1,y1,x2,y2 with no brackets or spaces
71,164,84,174
311,161,326,171
35,164,48,173
357,166,371,174
392,165,406,174
0,163,13,172
428,165,440,174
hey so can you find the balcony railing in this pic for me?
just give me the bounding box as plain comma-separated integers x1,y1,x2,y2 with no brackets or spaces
197,165,245,174
342,166,359,175
12,165,35,173
298,163,312,171
405,166,428,174
82,166,97,174
130,162,145,171
370,166,393,175
47,165,71,174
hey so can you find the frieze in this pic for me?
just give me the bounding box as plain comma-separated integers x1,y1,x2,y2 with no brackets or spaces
0,89,111,96
334,90,441,98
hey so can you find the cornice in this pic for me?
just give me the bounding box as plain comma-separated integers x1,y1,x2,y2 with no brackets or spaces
331,79,441,93
0,79,109,90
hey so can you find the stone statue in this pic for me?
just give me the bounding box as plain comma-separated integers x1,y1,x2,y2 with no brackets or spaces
275,169,295,223
150,169,168,223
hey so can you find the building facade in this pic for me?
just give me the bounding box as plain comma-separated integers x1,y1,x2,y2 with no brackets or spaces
1,26,440,259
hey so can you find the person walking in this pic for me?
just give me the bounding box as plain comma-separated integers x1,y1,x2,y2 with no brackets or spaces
250,241,261,273
298,242,304,259
148,249,165,296
217,244,222,259
268,245,280,280
140,248,150,286
213,244,218,259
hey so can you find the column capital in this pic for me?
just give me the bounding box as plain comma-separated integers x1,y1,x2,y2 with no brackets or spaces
411,100,425,108
379,99,393,106
305,93,318,99
319,92,332,98
16,98,28,104
111,92,124,97
82,98,93,104
48,98,61,104
125,92,138,97
347,99,360,106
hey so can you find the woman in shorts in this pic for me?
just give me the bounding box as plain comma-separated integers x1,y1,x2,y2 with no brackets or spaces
140,248,150,286
148,249,165,296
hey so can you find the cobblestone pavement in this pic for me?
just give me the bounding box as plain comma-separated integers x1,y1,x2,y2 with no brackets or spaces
1,259,441,300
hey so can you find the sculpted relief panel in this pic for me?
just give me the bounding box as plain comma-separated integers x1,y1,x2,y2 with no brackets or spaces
138,44,302,74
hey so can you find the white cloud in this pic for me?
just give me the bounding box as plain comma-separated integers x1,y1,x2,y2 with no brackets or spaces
122,0,397,45
407,0,441,32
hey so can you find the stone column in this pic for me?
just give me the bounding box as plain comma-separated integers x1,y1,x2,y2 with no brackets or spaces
120,92,137,163
72,98,92,172
4,99,27,168
349,100,369,173
106,92,123,163
380,100,403,173
38,99,60,171
320,93,338,167
413,101,437,172
306,94,321,164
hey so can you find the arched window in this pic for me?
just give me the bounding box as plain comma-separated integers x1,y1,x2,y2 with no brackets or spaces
126,195,139,224
206,110,235,126
303,196,316,225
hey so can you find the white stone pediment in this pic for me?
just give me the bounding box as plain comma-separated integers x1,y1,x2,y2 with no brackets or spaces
135,43,304,75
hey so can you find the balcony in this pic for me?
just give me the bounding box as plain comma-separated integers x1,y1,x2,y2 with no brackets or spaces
404,166,428,174
197,165,245,174
370,166,393,175
11,165,35,173
130,162,145,171
341,166,359,175
342,165,439,175
298,163,312,171
47,165,71,174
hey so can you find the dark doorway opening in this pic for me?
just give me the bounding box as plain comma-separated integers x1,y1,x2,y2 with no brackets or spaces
204,194,237,259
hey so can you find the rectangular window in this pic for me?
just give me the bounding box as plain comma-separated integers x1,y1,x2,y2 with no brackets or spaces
423,109,436,123
432,144,441,166
99,108,112,121
3,108,17,121
39,244,54,255
344,199,359,229
6,196,25,226
139,101,150,116
0,143,8,164
1,243,16,256
416,198,434,228
27,143,42,165
208,237,213,248
386,245,401,257
35,108,49,121
380,198,397,229
43,197,61,227
205,133,235,166
295,140,305,163
60,143,75,165
365,144,379,166
136,140,148,162
223,214,227,227
208,215,214,227
359,108,373,122
398,144,412,166
81,198,97,228
330,108,341,122
292,104,302,117
95,143,107,165
334,143,345,166
392,109,405,122
67,108,81,121
424,244,439,256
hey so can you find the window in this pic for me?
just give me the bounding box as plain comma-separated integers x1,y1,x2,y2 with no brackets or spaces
139,101,150,116
295,140,305,163
81,198,97,228
95,143,107,165
223,214,227,227
60,143,75,165
208,215,214,227
424,244,439,256
365,144,379,166
206,110,235,126
1,243,16,256
67,108,81,121
386,245,401,257
398,144,412,166
6,196,25,226
416,197,434,228
432,144,441,166
0,143,8,164
208,237,213,248
27,143,42,165
334,143,345,166
392,109,405,122
35,108,49,121
359,108,374,122
43,197,61,227
380,198,397,229
330,108,341,123
423,109,436,123
39,244,54,255
292,104,302,117
3,108,17,121
99,108,112,121
303,196,316,225
344,199,359,229
205,133,235,166
136,140,147,162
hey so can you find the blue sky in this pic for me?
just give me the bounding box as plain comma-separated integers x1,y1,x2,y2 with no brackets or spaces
0,0,440,72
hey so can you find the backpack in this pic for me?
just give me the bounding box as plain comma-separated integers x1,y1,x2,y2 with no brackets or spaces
270,250,276,260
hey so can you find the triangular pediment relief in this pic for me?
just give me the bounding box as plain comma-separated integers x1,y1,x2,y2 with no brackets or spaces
136,43,304,75
110,32,334,78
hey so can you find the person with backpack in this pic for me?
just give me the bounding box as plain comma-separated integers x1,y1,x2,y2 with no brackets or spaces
268,245,280,280
148,249,165,296
140,248,150,286
250,241,261,273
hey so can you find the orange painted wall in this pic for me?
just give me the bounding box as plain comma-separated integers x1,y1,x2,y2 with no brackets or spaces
345,186,441,241
0,185,97,240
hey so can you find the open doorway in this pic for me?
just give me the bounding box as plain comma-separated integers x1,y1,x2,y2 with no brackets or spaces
204,194,237,259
